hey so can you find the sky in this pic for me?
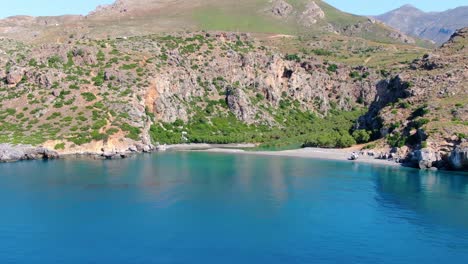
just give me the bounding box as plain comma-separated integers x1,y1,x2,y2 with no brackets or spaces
0,0,114,18
0,0,466,18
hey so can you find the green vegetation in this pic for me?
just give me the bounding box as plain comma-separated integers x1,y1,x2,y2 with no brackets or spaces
192,6,294,34
47,55,63,68
121,123,141,140
106,128,119,136
412,118,430,129
327,64,338,73
120,64,138,70
81,92,97,102
312,49,333,56
54,143,65,150
411,105,430,119
92,71,105,86
150,106,365,149
285,54,301,62
352,129,371,144
387,132,407,148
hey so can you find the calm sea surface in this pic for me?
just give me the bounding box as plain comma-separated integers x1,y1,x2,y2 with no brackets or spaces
1,152,467,263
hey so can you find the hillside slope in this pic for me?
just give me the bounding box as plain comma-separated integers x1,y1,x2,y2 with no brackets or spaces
358,28,467,169
0,32,383,152
376,5,468,44
0,0,416,45
0,1,465,170
0,28,465,169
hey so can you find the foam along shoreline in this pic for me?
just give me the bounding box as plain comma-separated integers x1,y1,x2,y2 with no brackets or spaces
196,147,402,167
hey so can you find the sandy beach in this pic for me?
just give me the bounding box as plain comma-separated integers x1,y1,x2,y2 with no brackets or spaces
196,147,401,167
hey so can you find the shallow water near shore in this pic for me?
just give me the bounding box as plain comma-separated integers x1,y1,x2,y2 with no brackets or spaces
1,152,467,263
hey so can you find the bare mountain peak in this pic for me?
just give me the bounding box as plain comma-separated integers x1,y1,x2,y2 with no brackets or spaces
388,4,424,15
399,4,420,10
90,0,181,16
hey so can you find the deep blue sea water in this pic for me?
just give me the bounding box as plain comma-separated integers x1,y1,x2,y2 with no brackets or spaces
1,152,468,263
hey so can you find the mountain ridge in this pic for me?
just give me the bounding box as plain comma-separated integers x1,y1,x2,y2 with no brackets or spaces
0,0,418,46
376,4,468,44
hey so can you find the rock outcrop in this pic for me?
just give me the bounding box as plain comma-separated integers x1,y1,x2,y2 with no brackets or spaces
270,0,293,17
358,28,467,171
409,148,442,170
341,19,415,44
300,1,325,26
226,87,259,124
358,75,412,133
6,66,24,85
0,144,59,162
449,145,468,170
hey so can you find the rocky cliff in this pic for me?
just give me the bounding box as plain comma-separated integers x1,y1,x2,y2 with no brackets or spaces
358,28,467,170
0,32,382,158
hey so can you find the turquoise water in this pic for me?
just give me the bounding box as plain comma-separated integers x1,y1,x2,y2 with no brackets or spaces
1,152,468,263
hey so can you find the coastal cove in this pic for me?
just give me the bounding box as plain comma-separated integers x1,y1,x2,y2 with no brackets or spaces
1,151,468,263
0,0,467,263
2,143,467,171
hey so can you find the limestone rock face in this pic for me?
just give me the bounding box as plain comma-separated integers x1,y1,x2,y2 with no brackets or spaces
357,29,467,171
150,74,191,123
271,0,293,17
24,68,67,89
300,1,325,26
411,148,441,169
137,33,380,126
0,144,59,162
387,30,416,44
449,146,468,170
358,75,411,132
410,53,446,70
71,46,98,65
226,87,258,124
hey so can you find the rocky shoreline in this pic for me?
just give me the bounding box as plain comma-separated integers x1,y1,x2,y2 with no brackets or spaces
199,146,468,172
0,144,60,163
1,143,466,172
0,143,257,163
0,143,149,163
